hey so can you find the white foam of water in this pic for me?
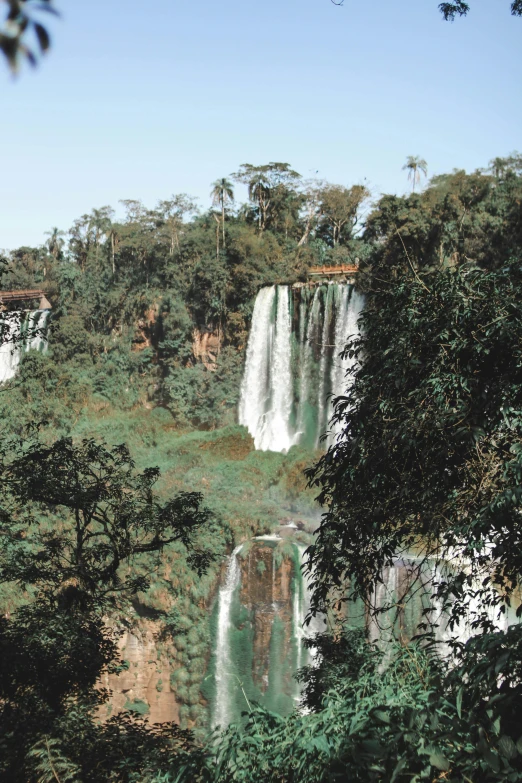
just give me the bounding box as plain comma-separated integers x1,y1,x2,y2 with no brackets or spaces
212,545,243,728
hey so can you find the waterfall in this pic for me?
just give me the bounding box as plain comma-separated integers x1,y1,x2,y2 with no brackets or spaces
238,287,275,445
212,544,243,728
257,286,293,452
0,309,50,384
210,539,323,727
0,313,23,384
328,286,350,444
240,283,363,452
26,309,50,353
353,557,517,659
315,285,336,448
294,287,321,448
293,544,327,671
239,287,294,452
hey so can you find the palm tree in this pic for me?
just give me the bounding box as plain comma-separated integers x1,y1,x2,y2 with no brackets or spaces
248,174,271,231
210,178,234,249
44,227,65,278
403,156,428,193
44,227,65,260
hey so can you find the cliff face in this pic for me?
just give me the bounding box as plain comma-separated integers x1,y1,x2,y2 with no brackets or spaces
100,622,180,724
103,538,305,729
206,539,301,724
192,328,220,370
239,542,295,696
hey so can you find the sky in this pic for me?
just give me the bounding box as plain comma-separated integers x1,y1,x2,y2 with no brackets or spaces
1,0,520,250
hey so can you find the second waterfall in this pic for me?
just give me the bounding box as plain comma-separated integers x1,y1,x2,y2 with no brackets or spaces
239,283,363,452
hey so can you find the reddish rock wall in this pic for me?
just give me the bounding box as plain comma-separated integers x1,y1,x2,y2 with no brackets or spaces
100,622,180,724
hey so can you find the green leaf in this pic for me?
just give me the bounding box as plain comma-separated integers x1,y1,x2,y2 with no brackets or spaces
456,687,463,719
311,735,330,753
33,22,50,52
498,735,517,760
429,749,450,771
372,708,391,724
390,757,407,783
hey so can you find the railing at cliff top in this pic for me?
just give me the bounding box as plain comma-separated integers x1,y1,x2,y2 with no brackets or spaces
0,289,52,309
307,264,358,277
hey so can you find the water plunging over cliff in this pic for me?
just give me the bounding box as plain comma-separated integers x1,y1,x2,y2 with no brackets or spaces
239,284,363,452
212,545,244,728
210,540,323,728
0,310,50,384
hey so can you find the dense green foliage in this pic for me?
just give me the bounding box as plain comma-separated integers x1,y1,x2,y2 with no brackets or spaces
1,155,522,781
309,157,522,630
1,162,368,432
0,434,213,783
168,628,522,783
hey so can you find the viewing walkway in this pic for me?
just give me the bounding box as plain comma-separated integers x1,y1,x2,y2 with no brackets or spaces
0,289,52,309
308,264,358,278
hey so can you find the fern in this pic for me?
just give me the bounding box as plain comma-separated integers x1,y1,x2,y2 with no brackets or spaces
27,736,80,783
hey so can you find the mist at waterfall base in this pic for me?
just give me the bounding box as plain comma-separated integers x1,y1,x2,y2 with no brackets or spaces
0,310,50,383
239,283,364,452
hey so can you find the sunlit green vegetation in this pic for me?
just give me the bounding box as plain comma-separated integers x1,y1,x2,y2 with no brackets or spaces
1,154,521,781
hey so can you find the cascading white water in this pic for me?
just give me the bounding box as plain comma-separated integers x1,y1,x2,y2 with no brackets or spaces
293,544,327,671
238,287,275,446
0,309,50,384
327,286,361,445
239,286,294,452
257,287,293,452
315,285,336,449
294,288,321,447
26,309,50,353
0,313,23,384
430,562,512,657
357,557,517,660
239,283,363,452
212,544,243,728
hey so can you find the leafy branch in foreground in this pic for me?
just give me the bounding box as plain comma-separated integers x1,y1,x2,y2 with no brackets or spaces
439,0,522,20
307,260,522,641
0,0,57,72
179,629,522,783
0,436,213,600
0,433,215,783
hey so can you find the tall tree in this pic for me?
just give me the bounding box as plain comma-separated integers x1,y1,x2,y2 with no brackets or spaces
298,180,326,247
402,155,428,192
88,206,114,267
156,194,198,255
210,178,234,249
233,162,301,232
318,184,370,246
44,226,65,263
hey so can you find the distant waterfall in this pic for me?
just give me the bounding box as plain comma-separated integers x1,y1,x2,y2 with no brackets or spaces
0,309,50,384
212,545,243,728
239,283,363,452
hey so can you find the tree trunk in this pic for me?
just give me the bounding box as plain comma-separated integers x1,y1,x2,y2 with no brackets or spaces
222,198,226,249
214,215,220,258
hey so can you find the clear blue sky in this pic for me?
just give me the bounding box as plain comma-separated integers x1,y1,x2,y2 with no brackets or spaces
1,0,520,250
